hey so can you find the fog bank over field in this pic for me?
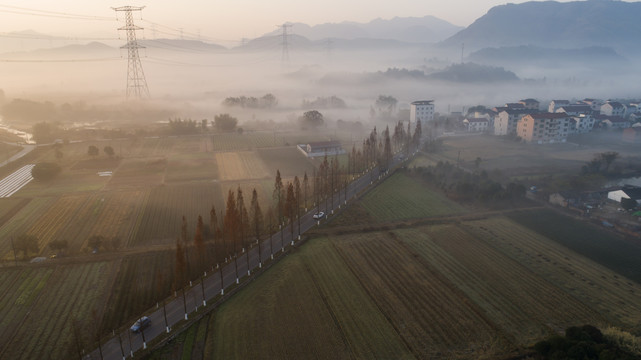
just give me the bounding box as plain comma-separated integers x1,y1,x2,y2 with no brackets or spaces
1,36,639,127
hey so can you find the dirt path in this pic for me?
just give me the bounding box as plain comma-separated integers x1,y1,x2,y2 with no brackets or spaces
311,206,546,236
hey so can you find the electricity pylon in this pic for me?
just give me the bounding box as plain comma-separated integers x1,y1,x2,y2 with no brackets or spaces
277,23,292,64
113,6,150,99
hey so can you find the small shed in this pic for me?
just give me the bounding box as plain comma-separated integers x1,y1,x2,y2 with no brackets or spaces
298,140,345,158
607,185,641,204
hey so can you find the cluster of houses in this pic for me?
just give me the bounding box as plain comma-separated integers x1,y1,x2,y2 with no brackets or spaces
450,98,641,144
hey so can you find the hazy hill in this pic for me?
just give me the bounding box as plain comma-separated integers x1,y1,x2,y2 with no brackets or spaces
264,16,463,44
139,39,227,52
443,0,641,54
468,45,627,69
0,41,117,59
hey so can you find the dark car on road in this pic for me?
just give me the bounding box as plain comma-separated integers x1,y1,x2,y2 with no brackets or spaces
130,316,151,333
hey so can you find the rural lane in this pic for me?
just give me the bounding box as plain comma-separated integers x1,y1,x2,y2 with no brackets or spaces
90,155,407,360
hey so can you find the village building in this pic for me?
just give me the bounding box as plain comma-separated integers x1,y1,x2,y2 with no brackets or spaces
518,98,540,110
548,100,570,113
298,140,345,157
463,117,490,132
517,112,571,144
600,101,626,117
570,114,596,134
596,114,630,129
494,108,538,136
410,100,435,131
579,98,604,111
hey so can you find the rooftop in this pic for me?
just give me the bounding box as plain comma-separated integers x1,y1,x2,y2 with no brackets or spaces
529,112,570,119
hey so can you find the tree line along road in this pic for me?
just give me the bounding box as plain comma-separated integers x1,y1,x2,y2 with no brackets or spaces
90,154,409,360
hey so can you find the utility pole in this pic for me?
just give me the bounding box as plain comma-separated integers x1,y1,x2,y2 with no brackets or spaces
277,23,293,65
113,6,150,99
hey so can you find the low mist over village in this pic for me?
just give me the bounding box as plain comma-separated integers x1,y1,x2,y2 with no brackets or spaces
1,1,641,359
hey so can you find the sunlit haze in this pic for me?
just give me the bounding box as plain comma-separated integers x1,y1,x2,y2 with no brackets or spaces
0,0,600,45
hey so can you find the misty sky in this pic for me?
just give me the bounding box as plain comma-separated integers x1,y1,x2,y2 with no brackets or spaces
0,0,622,46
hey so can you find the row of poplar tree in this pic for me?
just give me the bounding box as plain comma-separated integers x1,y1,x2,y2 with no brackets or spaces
172,120,424,288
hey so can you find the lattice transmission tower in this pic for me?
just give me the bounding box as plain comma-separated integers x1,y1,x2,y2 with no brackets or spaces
113,6,150,99
277,23,292,64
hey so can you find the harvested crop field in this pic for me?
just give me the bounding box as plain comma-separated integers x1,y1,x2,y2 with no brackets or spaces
215,151,269,181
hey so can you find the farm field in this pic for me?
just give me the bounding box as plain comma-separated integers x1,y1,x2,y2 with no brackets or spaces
436,135,616,177
256,147,316,178
506,209,641,284
105,157,167,189
164,152,218,183
0,261,116,360
358,172,467,222
133,184,222,246
203,238,412,360
0,196,56,259
0,129,375,359
100,251,176,334
0,164,34,198
214,151,270,181
463,217,641,327
155,215,641,359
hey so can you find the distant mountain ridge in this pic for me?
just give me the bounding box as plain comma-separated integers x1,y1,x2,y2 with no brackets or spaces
442,0,641,54
264,16,463,44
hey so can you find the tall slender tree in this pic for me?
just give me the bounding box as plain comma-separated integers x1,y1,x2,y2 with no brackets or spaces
250,188,264,267
181,216,188,244
223,190,237,260
175,239,186,290
383,125,392,170
236,187,247,249
294,176,301,238
194,215,205,272
285,182,296,242
273,170,284,225
303,171,309,211
266,206,275,259
209,205,218,238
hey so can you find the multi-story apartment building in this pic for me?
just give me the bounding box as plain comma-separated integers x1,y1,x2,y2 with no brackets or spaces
517,112,571,144
601,101,626,117
570,114,596,134
494,108,538,136
580,98,604,111
410,100,434,130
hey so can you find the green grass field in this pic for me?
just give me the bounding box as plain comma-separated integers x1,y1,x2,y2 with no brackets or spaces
359,172,466,222
204,237,412,359
0,261,115,360
506,209,641,284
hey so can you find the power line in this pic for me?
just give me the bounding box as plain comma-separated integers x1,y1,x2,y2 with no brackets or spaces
0,57,119,63
0,4,112,21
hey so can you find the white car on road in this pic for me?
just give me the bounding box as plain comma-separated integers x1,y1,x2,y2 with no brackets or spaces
312,212,325,219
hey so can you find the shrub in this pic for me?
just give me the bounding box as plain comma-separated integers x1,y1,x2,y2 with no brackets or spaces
31,162,61,181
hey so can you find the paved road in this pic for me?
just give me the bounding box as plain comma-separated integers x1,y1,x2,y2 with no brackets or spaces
0,144,36,168
89,155,408,360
